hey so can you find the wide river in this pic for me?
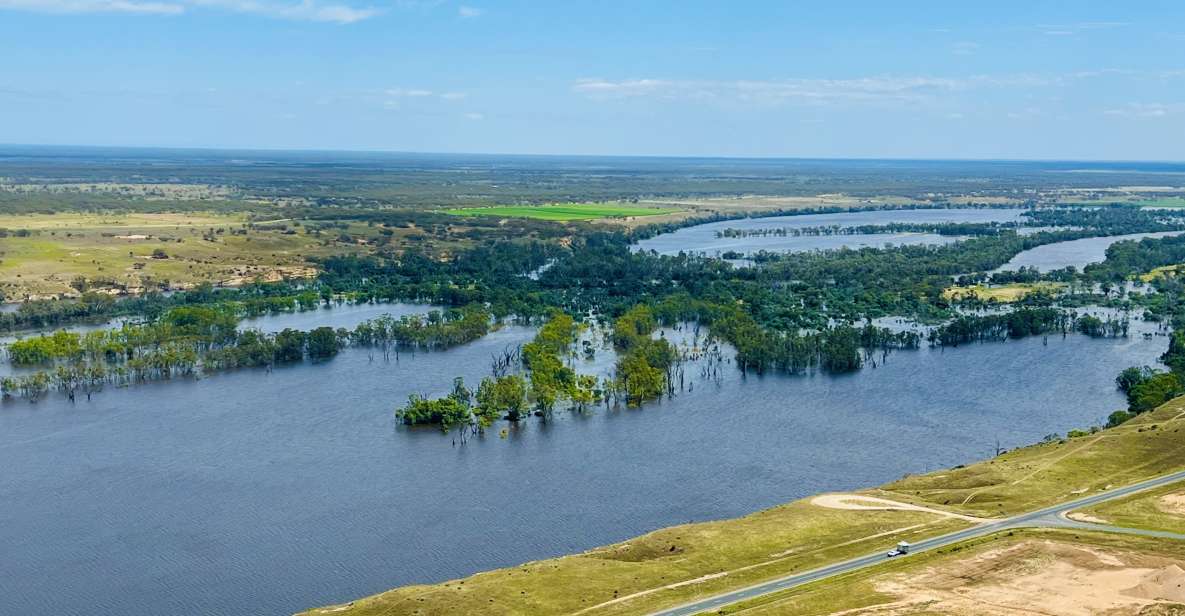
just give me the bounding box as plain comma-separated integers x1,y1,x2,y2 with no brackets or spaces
1,210,1174,616
996,230,1185,272
633,208,1029,256
0,303,1168,615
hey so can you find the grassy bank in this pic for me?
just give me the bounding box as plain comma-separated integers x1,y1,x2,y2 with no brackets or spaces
876,397,1185,518
302,506,967,616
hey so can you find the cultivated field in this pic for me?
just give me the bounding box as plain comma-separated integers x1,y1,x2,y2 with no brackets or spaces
445,202,682,221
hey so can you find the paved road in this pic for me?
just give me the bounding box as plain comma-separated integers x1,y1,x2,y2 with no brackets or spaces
650,468,1185,616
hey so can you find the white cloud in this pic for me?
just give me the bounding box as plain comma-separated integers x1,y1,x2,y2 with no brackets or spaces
570,71,1159,110
951,41,979,56
1104,103,1181,118
0,0,183,14
463,112,484,120
1006,106,1043,119
384,88,466,100
1038,21,1129,36
379,88,469,110
457,4,480,18
572,75,1054,106
0,0,380,22
191,0,378,23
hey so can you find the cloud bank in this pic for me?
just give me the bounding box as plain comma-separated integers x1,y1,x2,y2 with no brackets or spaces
0,0,380,22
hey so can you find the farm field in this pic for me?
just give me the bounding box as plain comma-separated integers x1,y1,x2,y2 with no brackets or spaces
445,202,682,221
1062,197,1185,208
0,212,357,300
1139,197,1185,208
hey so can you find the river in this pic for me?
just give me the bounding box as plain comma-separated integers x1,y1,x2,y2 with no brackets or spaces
633,208,1029,257
0,310,1167,615
0,213,1173,616
996,231,1185,272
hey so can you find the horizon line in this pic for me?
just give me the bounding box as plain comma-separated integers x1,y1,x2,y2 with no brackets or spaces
2,142,1184,166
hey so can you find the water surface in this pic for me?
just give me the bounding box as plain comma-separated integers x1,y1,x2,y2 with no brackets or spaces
997,231,1185,272
634,208,1028,256
0,319,1165,616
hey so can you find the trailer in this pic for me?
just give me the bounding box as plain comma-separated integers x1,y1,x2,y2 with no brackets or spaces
886,541,911,558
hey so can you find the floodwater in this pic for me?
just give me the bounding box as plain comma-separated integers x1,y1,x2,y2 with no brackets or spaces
633,208,1029,257
0,303,435,378
997,231,1185,273
236,302,435,333
0,308,1167,616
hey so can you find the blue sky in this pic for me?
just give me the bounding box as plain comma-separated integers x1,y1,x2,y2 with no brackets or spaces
1,1,1183,159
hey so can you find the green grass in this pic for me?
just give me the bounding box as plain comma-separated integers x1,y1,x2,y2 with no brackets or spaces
1139,197,1185,208
445,202,682,221
942,282,1063,303
299,504,968,616
0,212,352,299
1078,482,1185,535
876,397,1185,518
1062,197,1185,208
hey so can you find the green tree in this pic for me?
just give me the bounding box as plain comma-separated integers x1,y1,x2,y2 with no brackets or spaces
306,326,341,359
475,374,528,422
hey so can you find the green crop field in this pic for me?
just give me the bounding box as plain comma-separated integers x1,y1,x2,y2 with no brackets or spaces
1137,197,1185,208
1065,197,1185,208
445,203,682,221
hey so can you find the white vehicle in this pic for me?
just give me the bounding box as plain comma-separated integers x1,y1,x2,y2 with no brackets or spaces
886,541,911,558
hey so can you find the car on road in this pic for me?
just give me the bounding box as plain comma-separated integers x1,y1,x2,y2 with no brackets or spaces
886,541,911,557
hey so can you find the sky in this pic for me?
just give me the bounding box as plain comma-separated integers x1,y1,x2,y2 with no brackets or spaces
1,0,1183,160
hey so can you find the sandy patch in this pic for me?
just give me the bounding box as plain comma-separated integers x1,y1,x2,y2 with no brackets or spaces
1067,511,1112,525
851,540,1185,616
1126,564,1185,603
218,265,317,287
1159,493,1185,517
811,493,986,522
